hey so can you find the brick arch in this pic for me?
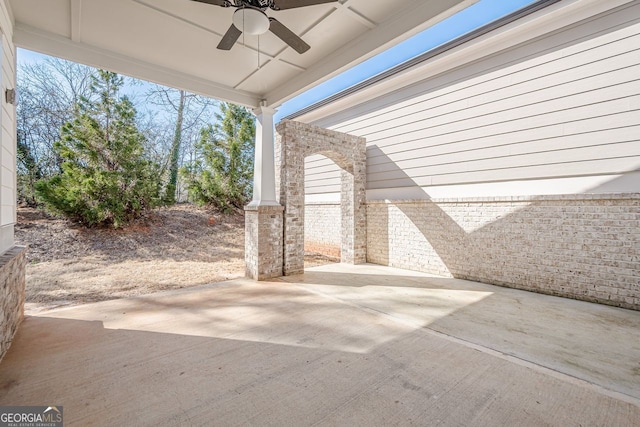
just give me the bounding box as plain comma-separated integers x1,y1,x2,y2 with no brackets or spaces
275,120,366,275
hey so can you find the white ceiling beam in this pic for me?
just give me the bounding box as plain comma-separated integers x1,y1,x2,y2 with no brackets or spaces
133,0,286,93
335,3,376,30
264,0,479,107
14,23,261,107
133,0,224,38
70,0,82,42
133,0,277,61
234,58,275,90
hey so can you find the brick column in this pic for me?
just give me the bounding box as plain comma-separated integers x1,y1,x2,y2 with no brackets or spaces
340,148,367,264
276,121,305,275
245,107,284,280
245,205,284,280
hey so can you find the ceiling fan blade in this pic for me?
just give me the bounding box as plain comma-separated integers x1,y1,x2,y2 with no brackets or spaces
190,0,229,6
269,18,310,54
217,24,242,50
272,0,338,10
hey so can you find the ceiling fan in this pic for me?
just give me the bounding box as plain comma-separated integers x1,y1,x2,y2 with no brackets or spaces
190,0,339,54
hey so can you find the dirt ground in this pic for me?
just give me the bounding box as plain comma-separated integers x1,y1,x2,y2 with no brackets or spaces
15,205,338,314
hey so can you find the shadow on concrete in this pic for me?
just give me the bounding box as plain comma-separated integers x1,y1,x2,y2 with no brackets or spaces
1,274,639,425
282,265,640,401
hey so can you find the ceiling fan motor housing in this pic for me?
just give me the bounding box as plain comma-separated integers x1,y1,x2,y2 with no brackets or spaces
233,7,270,35
199,0,339,53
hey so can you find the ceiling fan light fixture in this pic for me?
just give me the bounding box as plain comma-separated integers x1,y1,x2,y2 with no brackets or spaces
233,7,270,36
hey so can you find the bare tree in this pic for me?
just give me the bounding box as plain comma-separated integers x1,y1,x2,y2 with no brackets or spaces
17,56,96,203
145,85,218,204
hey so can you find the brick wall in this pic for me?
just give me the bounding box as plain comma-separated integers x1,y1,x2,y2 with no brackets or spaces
305,202,341,257
276,120,366,274
0,246,27,362
365,194,639,310
245,205,284,280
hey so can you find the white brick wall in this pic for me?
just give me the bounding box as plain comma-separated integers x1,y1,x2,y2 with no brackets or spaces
305,202,341,257
366,194,640,310
305,194,640,310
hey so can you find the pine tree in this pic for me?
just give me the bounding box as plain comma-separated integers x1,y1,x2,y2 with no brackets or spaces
36,70,161,227
181,102,254,211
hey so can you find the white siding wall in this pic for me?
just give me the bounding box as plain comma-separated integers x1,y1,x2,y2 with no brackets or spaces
305,153,341,196
0,0,14,254
305,2,640,200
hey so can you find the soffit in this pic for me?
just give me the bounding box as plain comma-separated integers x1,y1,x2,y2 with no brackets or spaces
10,0,477,108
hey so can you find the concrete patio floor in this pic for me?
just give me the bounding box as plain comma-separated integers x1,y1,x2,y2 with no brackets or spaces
1,263,639,426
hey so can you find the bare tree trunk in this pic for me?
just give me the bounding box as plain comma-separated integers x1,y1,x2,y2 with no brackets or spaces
164,90,185,204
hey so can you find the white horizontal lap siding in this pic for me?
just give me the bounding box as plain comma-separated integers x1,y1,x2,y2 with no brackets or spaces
328,4,640,192
0,0,15,253
359,60,639,143
333,6,640,133
304,154,341,195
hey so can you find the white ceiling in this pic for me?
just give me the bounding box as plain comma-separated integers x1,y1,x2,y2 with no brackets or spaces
10,0,477,108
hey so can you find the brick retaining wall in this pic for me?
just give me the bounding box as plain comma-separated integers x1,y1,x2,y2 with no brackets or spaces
368,194,639,310
0,246,27,362
306,195,639,310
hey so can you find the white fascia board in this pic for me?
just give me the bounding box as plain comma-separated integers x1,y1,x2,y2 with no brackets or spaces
296,0,637,125
264,0,479,108
14,23,261,107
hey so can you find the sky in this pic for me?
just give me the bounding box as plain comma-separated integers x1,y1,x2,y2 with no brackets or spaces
18,0,538,122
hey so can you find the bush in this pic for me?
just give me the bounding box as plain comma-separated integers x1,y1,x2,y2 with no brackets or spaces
181,102,254,211
36,71,161,227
